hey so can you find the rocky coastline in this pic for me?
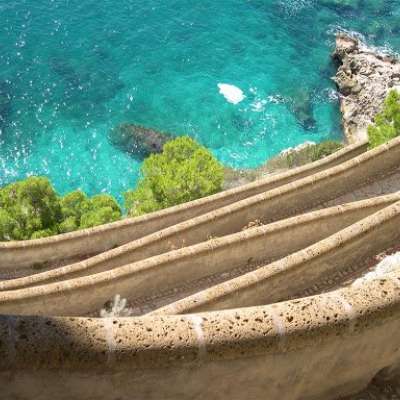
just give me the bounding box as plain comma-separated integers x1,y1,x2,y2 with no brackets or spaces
109,33,400,188
226,33,400,187
333,32,400,143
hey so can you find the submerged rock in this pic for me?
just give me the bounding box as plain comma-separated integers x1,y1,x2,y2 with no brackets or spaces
108,123,174,157
287,88,316,130
319,0,360,17
50,58,83,88
0,81,12,134
333,33,400,143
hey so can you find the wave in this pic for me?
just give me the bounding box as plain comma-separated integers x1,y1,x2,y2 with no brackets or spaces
217,83,245,105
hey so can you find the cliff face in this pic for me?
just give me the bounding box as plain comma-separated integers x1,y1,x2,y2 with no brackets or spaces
333,33,400,143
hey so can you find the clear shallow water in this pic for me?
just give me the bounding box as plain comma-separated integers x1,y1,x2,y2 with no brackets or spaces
1,0,400,201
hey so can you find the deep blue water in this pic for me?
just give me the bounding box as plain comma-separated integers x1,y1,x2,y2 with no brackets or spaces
1,0,400,201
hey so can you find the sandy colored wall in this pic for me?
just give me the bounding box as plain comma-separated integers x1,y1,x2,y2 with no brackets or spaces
0,141,368,272
0,271,400,400
153,200,400,315
0,194,399,317
2,193,399,292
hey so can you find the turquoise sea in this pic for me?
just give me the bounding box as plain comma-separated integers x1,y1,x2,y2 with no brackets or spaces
1,0,400,201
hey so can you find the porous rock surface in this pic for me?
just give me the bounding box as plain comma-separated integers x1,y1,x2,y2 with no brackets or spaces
333,33,400,143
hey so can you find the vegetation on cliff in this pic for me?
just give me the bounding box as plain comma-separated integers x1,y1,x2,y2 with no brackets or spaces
0,177,121,240
59,191,121,233
124,136,224,216
368,90,400,148
284,141,344,168
309,141,344,161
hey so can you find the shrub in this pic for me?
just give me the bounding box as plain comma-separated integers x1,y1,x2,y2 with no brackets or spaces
0,177,122,240
0,176,62,240
275,140,343,170
125,136,224,216
79,194,121,229
0,209,19,241
59,190,89,232
60,191,121,231
310,141,343,161
368,90,400,148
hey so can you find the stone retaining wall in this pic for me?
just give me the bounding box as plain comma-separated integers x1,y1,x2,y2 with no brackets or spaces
1,271,400,400
0,141,368,272
152,200,400,315
1,194,399,316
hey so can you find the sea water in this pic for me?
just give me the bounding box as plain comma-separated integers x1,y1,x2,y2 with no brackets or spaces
1,0,400,201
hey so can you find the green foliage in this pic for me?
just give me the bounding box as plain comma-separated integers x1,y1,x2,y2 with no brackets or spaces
125,136,224,216
59,190,88,232
310,141,344,161
80,194,121,229
285,152,296,168
59,192,122,232
0,176,62,240
278,140,343,169
0,177,121,241
0,209,19,241
368,90,400,148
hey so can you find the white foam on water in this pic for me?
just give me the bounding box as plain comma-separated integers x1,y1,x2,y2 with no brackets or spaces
218,83,245,104
267,94,285,104
251,99,267,112
280,141,316,156
280,0,314,17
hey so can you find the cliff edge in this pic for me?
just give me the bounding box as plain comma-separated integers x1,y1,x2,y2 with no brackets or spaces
333,33,400,143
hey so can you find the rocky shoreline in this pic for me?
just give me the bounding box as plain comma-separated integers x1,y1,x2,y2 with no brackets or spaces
226,33,400,187
333,33,400,143
109,33,400,188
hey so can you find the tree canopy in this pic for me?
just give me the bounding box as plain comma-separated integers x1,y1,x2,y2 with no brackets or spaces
1,137,225,240
0,177,121,240
124,136,224,216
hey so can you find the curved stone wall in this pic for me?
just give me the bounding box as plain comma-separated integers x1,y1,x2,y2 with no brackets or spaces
151,200,400,315
1,271,400,400
0,141,368,272
0,194,399,318
1,193,398,292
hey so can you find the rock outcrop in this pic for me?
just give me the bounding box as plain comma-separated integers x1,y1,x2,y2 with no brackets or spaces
109,123,174,157
333,33,400,143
